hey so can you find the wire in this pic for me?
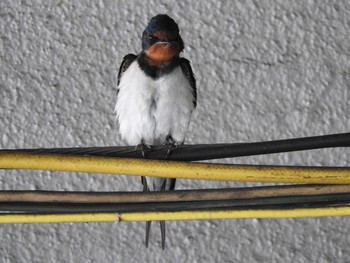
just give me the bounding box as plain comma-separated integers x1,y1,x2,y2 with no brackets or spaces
0,132,348,223
1,132,349,161
1,193,350,213
1,184,350,203
0,152,349,184
1,206,350,224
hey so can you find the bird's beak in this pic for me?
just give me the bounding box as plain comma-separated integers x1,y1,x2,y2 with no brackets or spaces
156,40,172,46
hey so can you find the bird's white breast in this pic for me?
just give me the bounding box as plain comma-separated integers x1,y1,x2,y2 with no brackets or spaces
115,61,195,146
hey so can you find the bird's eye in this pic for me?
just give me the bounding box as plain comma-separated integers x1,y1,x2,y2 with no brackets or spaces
149,35,158,43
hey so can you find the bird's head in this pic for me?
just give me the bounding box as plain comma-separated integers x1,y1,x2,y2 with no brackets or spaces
142,14,184,64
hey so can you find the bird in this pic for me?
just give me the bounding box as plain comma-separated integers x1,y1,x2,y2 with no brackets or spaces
114,14,197,249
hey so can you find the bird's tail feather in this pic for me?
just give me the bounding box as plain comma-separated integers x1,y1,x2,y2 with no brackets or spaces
141,176,176,249
145,221,152,248
160,221,166,250
142,176,152,248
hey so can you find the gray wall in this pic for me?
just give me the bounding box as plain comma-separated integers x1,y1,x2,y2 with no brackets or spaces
1,1,349,262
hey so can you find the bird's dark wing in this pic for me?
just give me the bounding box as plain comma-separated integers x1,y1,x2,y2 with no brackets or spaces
117,53,137,90
180,58,197,108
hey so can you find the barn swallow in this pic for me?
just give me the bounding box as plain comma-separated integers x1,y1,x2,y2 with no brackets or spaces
115,14,197,249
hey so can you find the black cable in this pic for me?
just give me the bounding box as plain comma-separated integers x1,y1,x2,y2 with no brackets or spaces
1,132,349,161
1,193,350,213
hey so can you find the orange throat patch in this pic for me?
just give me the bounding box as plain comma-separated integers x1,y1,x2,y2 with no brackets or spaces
146,44,179,64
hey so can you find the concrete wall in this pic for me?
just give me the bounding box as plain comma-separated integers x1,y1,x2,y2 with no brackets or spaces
0,0,349,262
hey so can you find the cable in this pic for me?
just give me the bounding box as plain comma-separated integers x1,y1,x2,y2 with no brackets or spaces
1,184,350,203
1,132,349,161
0,193,350,213
1,206,350,224
0,152,349,184
0,133,348,223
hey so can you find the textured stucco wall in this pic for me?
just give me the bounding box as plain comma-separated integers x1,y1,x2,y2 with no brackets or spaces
0,0,350,262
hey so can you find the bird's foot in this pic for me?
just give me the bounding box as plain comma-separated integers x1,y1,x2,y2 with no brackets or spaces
135,139,152,158
162,135,178,159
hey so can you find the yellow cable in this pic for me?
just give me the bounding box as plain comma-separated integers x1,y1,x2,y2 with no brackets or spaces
0,152,350,184
1,206,350,224
0,213,116,224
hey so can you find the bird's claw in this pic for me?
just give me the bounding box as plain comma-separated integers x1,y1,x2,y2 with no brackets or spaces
162,135,178,159
135,140,152,158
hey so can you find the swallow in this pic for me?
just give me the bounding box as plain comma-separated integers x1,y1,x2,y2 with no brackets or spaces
115,14,197,249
